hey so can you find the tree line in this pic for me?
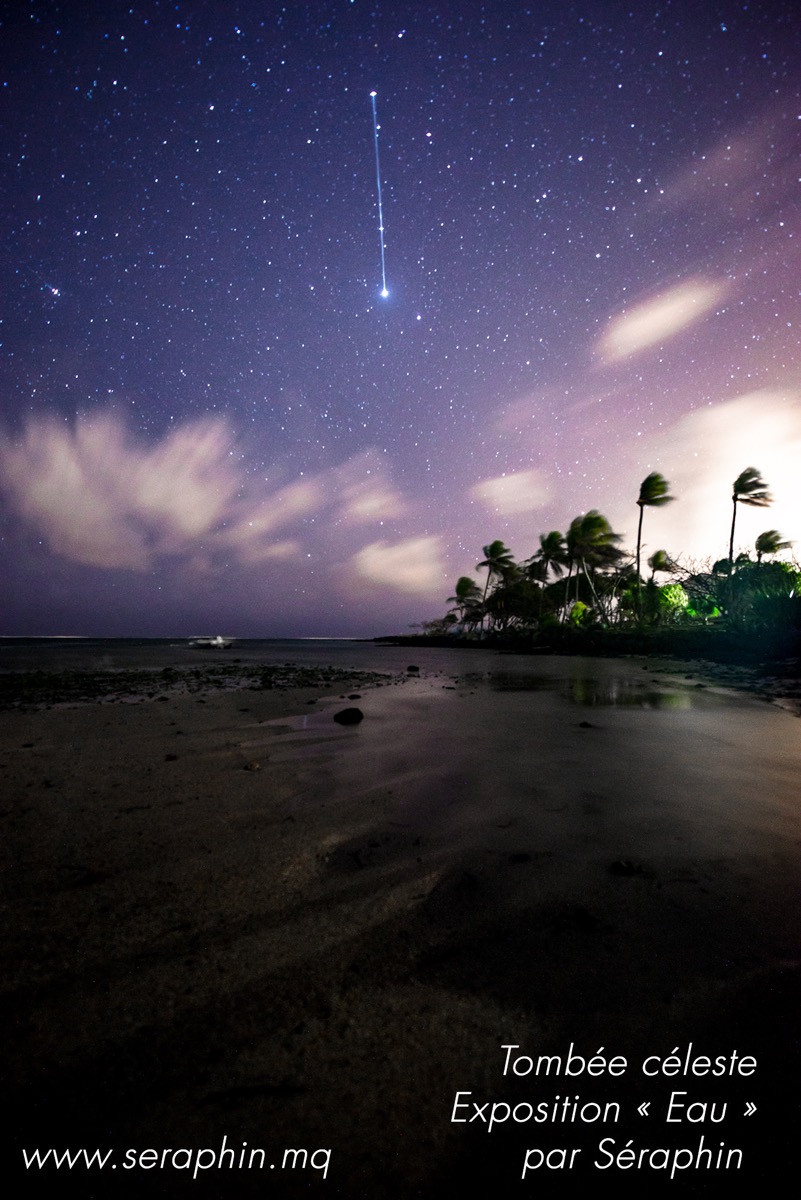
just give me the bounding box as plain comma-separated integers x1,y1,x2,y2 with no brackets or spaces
429,467,798,637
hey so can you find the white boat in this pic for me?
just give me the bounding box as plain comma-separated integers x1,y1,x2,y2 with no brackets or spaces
187,635,234,649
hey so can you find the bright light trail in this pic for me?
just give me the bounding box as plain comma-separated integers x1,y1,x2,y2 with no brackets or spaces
369,91,389,298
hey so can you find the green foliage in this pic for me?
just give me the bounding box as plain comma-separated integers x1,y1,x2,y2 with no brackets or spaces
433,462,796,640
726,560,800,629
568,600,591,626
732,467,772,507
729,467,772,571
686,597,721,621
638,472,674,508
755,529,792,563
658,583,689,620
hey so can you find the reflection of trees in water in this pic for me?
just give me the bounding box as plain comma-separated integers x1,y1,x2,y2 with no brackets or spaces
486,672,693,708
565,677,692,709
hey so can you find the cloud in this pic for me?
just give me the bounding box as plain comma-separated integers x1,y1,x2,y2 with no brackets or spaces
333,453,407,524
606,389,801,563
338,482,405,522
350,536,445,594
659,106,801,219
0,413,408,573
598,279,726,363
470,469,552,515
0,413,240,569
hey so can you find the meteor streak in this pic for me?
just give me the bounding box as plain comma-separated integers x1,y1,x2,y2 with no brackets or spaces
369,91,389,297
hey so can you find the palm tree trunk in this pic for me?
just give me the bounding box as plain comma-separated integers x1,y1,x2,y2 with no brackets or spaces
728,496,737,573
635,503,644,620
479,571,491,634
581,556,602,612
562,562,573,624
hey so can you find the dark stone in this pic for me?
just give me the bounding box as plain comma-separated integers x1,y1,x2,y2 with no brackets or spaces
333,707,364,725
406,665,420,673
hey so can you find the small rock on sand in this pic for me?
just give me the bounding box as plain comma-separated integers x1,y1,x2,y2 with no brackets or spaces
333,707,364,725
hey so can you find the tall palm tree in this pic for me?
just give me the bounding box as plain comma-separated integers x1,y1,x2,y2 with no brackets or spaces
536,530,567,579
530,530,567,617
562,516,583,621
635,472,674,618
564,511,623,619
754,529,791,564
476,540,516,630
729,468,772,572
447,575,482,624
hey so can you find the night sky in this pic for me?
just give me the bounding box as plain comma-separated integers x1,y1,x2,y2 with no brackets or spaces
2,0,799,636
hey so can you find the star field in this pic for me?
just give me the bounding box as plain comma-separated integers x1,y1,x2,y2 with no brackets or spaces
1,1,799,635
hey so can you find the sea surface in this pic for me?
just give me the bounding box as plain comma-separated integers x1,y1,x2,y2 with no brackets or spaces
0,636,459,675
0,634,772,711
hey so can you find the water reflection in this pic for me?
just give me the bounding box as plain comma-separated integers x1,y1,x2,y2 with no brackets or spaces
563,677,692,708
488,672,693,708
262,711,355,761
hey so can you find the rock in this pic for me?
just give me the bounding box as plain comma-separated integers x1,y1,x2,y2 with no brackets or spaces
406,665,420,673
333,707,364,725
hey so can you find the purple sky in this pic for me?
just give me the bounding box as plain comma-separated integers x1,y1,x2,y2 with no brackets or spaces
1,1,799,636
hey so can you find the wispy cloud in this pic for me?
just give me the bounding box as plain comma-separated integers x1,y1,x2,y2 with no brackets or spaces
0,413,407,573
332,451,407,524
470,469,551,515
597,279,727,363
606,389,801,563
0,414,237,569
659,107,801,220
349,536,445,594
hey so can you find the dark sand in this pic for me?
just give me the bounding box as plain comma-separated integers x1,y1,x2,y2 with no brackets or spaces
2,648,799,1196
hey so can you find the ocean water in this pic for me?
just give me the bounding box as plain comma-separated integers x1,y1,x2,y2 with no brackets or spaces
0,636,740,712
0,636,464,675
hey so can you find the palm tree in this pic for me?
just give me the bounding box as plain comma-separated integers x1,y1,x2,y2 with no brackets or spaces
728,467,771,572
755,529,791,564
536,530,567,579
647,549,675,580
447,576,482,625
635,472,674,618
530,530,567,618
562,516,583,621
476,540,516,630
564,511,623,620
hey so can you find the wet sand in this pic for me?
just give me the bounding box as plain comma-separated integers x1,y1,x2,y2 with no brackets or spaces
2,652,800,1196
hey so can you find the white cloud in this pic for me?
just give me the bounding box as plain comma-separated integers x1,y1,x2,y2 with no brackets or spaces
332,450,407,523
598,279,726,363
350,536,445,594
470,469,551,515
0,413,238,569
606,389,801,563
0,413,409,574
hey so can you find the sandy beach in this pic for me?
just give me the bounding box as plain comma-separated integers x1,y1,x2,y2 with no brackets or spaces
2,642,799,1196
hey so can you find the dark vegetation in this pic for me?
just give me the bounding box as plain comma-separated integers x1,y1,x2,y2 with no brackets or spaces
402,467,800,667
